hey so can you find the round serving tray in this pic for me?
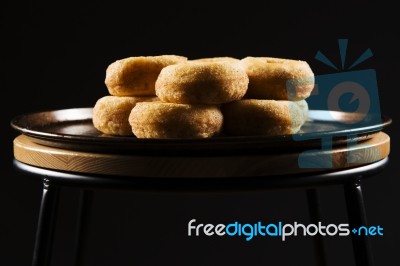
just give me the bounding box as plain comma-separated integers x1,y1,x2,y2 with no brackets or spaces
10,108,391,154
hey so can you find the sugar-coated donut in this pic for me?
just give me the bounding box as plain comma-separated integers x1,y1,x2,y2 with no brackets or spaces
93,96,158,136
129,102,223,138
222,99,308,136
155,61,249,104
241,57,315,101
105,55,187,96
191,57,240,63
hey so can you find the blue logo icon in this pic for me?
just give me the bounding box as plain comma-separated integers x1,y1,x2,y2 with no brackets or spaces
291,39,382,168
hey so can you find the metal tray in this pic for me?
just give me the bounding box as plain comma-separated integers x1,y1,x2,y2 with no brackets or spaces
10,108,391,154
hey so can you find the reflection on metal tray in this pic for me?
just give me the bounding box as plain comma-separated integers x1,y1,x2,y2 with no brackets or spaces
10,108,391,154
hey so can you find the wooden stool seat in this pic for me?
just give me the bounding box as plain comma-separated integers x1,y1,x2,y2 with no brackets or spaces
13,132,390,178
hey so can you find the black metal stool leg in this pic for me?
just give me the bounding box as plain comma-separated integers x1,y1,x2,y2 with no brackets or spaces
32,178,60,266
344,181,374,266
73,189,93,266
306,188,327,266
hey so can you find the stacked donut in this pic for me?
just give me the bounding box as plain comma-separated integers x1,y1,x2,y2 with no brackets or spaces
93,55,314,138
223,57,314,136
92,55,187,136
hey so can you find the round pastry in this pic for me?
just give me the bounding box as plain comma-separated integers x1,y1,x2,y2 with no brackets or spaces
93,95,158,136
241,57,315,101
129,102,223,138
105,55,187,96
191,57,240,63
222,99,308,136
155,61,249,104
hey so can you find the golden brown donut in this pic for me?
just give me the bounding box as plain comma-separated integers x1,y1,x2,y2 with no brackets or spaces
222,99,308,136
155,61,249,104
105,55,187,96
241,57,315,101
191,57,240,63
93,95,158,136
129,102,223,138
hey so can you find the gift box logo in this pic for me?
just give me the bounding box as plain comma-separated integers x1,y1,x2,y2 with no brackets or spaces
289,39,382,168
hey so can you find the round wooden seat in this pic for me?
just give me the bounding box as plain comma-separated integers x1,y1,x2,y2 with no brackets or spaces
13,132,390,178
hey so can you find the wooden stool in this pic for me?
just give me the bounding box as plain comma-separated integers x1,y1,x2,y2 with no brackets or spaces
13,132,390,266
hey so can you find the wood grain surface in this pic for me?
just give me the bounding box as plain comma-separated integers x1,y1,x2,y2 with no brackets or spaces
13,133,390,178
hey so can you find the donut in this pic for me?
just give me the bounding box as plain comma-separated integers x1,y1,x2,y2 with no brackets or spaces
191,57,240,63
105,55,187,96
241,57,315,101
222,99,308,136
155,61,249,104
93,95,158,136
129,102,223,138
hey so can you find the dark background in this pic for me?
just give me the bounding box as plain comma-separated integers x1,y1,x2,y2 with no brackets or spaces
2,2,399,265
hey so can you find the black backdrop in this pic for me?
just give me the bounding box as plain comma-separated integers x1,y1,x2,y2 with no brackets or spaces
2,2,399,265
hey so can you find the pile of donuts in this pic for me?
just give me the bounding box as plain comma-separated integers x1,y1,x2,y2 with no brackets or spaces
92,55,314,138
